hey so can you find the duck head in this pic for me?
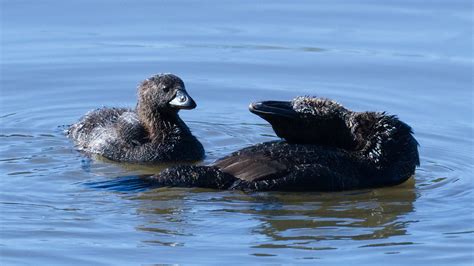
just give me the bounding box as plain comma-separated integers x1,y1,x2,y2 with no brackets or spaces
250,96,355,148
137,73,196,118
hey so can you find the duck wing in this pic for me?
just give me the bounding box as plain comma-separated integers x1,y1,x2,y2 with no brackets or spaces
214,149,291,182
213,141,367,188
230,163,362,191
214,143,293,181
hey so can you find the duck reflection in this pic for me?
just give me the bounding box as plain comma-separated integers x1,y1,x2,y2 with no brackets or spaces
132,177,416,250
248,178,416,247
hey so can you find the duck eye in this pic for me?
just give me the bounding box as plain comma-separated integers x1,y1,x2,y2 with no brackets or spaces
163,86,170,92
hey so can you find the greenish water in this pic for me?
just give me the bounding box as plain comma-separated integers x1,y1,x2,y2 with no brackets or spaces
1,0,473,264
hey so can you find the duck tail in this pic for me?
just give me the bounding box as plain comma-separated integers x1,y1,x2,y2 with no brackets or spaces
144,165,237,190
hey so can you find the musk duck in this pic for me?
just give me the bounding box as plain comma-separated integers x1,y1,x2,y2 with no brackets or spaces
68,73,204,163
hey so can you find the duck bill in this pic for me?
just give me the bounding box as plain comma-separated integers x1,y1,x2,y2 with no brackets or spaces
249,101,298,119
169,90,197,110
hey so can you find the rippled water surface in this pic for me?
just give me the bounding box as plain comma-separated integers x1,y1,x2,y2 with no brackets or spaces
1,0,473,264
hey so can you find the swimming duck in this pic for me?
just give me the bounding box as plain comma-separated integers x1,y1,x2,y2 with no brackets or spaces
68,73,204,163
145,96,419,191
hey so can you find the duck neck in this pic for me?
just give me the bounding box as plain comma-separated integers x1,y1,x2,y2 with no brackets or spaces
137,105,188,141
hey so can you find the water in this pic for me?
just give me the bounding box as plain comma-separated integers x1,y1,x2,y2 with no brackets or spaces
1,0,473,264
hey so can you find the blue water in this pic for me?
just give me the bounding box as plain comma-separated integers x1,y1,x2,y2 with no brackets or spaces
1,0,473,264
